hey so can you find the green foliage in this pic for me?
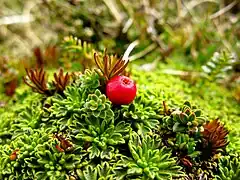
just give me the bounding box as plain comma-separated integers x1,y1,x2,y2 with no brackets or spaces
160,101,206,159
121,89,162,135
61,36,95,56
0,93,43,145
0,111,15,145
1,1,240,179
14,101,42,130
190,159,218,180
0,66,239,179
76,162,117,180
202,51,237,82
60,37,96,70
77,70,100,91
162,101,206,133
84,89,114,120
41,72,115,141
0,129,83,180
216,154,240,180
119,132,184,179
75,120,130,159
174,133,199,158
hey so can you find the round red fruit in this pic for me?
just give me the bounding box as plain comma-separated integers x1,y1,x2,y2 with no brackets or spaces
106,76,137,105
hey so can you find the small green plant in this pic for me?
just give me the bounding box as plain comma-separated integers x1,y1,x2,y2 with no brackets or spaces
119,132,184,179
216,154,240,180
60,36,96,70
201,51,237,82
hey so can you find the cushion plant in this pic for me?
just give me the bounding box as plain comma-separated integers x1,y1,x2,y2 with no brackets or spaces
0,50,239,180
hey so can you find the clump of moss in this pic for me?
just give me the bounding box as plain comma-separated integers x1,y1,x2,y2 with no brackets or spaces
0,57,239,179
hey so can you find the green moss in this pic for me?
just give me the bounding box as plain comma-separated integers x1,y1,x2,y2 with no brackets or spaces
0,67,239,179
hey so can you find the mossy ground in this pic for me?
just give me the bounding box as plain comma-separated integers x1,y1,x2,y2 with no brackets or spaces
133,69,240,151
0,64,239,179
0,1,240,179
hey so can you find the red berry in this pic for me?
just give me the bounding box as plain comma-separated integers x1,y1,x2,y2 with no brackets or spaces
106,76,137,105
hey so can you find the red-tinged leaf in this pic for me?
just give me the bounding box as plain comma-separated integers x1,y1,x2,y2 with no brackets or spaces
5,78,17,96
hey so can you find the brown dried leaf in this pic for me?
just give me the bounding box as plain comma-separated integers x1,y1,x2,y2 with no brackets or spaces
23,68,53,96
5,78,17,96
55,133,73,152
94,50,129,82
53,68,70,93
202,119,229,156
